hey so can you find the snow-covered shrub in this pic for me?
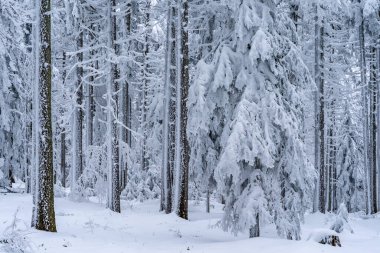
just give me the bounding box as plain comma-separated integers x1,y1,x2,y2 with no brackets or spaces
0,210,33,253
330,203,353,233
71,145,107,202
308,229,341,247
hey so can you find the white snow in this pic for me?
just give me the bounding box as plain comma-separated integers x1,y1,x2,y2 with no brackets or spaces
1,194,380,253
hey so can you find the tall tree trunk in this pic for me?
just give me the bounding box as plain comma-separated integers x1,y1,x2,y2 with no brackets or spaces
315,4,326,213
369,43,377,214
33,0,56,232
87,26,95,148
107,0,121,213
120,1,133,191
141,1,150,172
358,3,370,214
176,0,190,220
60,52,67,188
162,1,177,214
377,36,380,211
72,17,84,189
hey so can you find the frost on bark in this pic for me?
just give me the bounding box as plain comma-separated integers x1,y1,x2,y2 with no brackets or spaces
161,0,190,219
315,5,326,213
107,0,120,213
369,44,377,214
176,0,190,220
33,0,57,232
162,2,177,214
357,2,370,214
72,25,84,185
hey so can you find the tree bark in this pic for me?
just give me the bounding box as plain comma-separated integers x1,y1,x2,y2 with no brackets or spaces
107,0,121,213
176,0,190,220
33,0,57,232
369,44,377,214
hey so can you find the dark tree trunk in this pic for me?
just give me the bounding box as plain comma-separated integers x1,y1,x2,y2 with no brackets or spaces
249,214,260,238
33,0,56,232
369,44,378,214
165,3,177,214
177,0,190,220
74,24,84,182
317,19,326,214
107,0,121,213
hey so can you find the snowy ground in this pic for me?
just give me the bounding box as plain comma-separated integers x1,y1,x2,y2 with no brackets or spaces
1,193,380,253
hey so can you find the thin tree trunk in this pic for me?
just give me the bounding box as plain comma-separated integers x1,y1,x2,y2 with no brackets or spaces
161,1,172,212
315,6,326,213
141,1,150,172
358,3,370,214
72,18,84,189
60,52,67,188
163,2,177,214
369,44,377,214
107,0,121,213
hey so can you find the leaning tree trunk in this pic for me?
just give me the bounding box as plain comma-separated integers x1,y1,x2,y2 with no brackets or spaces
33,0,57,232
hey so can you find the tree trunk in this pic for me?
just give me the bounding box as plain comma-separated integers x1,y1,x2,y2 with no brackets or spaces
176,0,190,220
358,3,370,214
141,1,150,172
61,52,67,188
369,44,377,214
315,6,326,213
162,1,177,214
33,0,57,232
249,214,260,238
107,0,121,213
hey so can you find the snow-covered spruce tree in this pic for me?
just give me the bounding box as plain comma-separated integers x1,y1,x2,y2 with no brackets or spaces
336,100,363,213
204,0,315,239
32,0,57,232
187,0,231,211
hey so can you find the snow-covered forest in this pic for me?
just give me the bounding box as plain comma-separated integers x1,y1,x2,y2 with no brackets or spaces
1,0,380,252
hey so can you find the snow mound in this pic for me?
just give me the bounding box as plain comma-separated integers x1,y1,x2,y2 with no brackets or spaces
307,229,339,242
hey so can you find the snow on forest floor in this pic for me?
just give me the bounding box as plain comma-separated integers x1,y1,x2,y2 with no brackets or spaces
1,193,380,253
